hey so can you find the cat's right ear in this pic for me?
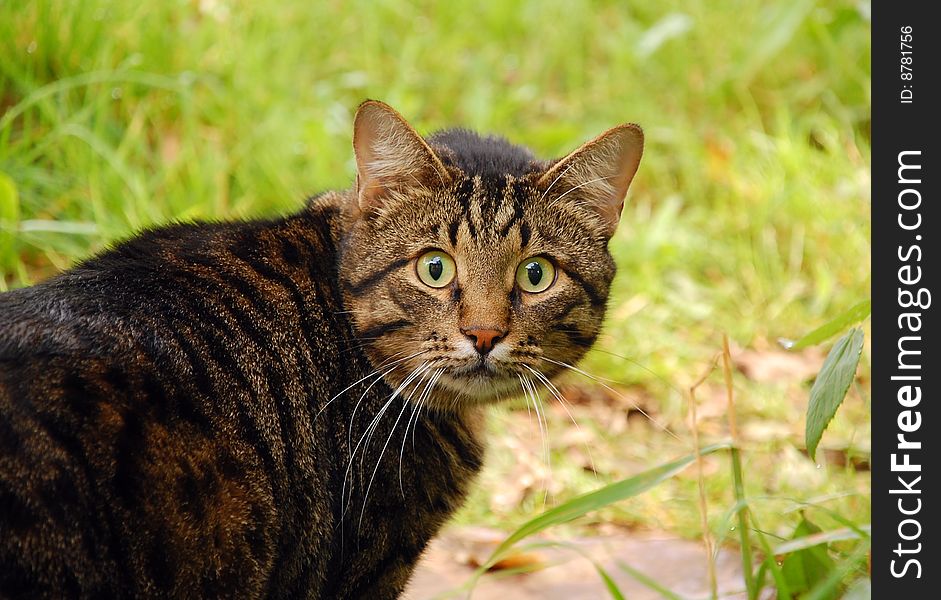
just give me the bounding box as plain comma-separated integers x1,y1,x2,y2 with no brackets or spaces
352,100,451,214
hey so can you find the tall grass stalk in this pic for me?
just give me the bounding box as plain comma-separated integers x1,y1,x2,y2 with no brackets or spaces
688,352,721,600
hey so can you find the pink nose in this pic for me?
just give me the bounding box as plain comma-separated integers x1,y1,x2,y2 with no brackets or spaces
461,327,507,354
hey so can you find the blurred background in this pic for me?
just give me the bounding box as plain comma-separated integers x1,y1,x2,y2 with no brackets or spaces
1,0,870,597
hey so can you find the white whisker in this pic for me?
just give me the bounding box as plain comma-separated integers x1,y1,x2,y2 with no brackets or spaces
540,356,685,444
359,362,438,531
526,374,552,506
412,370,442,452
524,364,598,481
398,367,443,497
518,373,551,507
315,349,424,419
341,360,431,520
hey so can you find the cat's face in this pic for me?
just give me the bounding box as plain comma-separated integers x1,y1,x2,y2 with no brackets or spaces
339,101,643,411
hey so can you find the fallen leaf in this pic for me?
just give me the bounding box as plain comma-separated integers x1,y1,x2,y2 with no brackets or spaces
734,348,823,383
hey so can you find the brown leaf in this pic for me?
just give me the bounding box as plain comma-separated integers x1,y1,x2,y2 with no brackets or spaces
734,348,823,383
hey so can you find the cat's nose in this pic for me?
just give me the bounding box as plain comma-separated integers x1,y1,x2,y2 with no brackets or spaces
461,327,507,355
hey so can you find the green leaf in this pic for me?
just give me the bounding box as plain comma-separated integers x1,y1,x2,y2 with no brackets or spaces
805,328,865,460
783,300,871,350
803,541,871,600
480,444,729,570
780,516,836,596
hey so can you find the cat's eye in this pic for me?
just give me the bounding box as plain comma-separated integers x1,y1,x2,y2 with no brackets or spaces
416,250,457,288
515,256,556,293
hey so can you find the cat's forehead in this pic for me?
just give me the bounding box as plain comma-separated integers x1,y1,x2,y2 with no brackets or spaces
442,176,533,266
416,174,543,251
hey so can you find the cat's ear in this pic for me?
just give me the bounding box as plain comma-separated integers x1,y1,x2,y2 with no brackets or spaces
352,100,451,213
537,124,644,237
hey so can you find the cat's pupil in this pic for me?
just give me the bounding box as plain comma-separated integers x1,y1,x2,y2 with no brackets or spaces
526,262,542,286
428,257,443,280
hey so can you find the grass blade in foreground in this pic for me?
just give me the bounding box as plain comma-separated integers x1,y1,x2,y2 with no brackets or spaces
773,524,871,555
805,328,865,460
478,443,730,572
523,541,629,600
617,560,687,600
782,300,871,350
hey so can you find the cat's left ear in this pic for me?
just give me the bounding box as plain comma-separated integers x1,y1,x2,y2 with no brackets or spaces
537,124,644,237
352,100,452,214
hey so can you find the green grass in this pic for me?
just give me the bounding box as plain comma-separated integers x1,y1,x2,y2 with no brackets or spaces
1,0,871,593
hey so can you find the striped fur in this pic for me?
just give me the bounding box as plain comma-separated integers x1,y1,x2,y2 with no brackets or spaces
0,101,642,598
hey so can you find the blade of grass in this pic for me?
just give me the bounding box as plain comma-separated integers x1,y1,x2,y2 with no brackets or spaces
750,513,793,600
0,70,186,133
781,300,871,350
721,335,756,599
730,447,758,600
773,525,871,555
617,560,688,600
523,541,629,600
781,502,871,540
462,442,731,596
688,352,721,600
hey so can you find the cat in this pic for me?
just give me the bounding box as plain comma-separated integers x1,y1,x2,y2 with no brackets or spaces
0,100,643,599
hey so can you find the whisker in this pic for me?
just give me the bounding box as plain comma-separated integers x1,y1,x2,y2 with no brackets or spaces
342,393,396,520
526,374,552,506
315,349,423,419
584,345,687,398
398,367,444,496
359,397,411,532
358,361,433,471
518,373,551,507
524,364,598,481
412,370,442,452
340,360,430,520
540,333,687,399
346,363,401,450
359,362,438,532
540,356,686,444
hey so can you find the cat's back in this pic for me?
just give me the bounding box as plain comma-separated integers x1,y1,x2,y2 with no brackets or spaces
1,202,345,361
0,203,354,598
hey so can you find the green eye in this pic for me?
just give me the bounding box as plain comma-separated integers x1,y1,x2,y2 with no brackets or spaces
516,256,555,293
416,250,456,288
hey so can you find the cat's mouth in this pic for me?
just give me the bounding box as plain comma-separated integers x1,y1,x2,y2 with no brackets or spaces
451,357,494,377
433,356,533,402
378,334,549,405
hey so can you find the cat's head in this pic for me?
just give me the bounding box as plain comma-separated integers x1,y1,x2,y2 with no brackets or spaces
338,101,643,411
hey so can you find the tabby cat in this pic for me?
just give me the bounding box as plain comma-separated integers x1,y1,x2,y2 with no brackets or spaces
0,101,643,598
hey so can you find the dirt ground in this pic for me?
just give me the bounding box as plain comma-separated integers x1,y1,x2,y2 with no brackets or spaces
404,526,746,599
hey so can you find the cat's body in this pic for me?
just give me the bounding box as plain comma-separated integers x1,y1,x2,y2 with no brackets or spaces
1,198,483,598
0,102,642,598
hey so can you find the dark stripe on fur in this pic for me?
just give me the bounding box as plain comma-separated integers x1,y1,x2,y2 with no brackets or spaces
551,323,598,348
356,319,412,341
562,267,605,307
345,258,409,295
